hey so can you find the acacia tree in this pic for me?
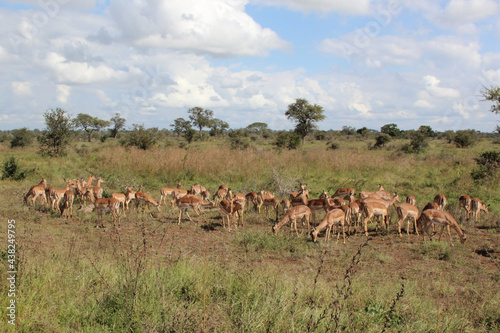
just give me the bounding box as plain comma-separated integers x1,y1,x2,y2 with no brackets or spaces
209,118,229,138
73,113,110,142
171,118,193,138
285,98,325,145
109,112,126,138
481,86,500,132
188,107,214,139
39,108,73,157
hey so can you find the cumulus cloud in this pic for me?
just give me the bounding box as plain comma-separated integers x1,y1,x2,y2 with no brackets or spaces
108,0,290,57
423,75,460,99
252,0,372,15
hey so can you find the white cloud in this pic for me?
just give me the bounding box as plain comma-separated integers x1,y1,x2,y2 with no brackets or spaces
56,84,71,103
12,81,32,95
440,0,500,24
109,0,290,57
252,0,372,15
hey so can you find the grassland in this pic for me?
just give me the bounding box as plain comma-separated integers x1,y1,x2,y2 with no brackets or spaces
0,137,499,332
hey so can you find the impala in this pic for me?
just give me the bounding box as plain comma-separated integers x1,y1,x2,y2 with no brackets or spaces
135,186,161,213
245,191,259,212
50,179,72,211
470,198,489,225
458,195,472,220
24,178,47,207
360,201,390,236
60,190,75,218
111,189,129,217
272,205,311,235
218,199,243,231
423,201,439,211
281,198,291,215
290,190,309,207
349,200,361,229
418,209,466,246
331,187,355,199
307,193,330,223
87,177,105,199
124,187,136,211
406,195,417,206
169,188,188,207
395,203,419,236
159,182,182,207
88,193,121,228
310,209,346,244
257,190,280,221
173,191,207,225
433,193,447,210
188,183,206,195
289,184,308,200
358,184,385,199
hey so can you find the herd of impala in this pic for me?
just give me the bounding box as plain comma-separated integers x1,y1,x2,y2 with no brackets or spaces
23,175,491,246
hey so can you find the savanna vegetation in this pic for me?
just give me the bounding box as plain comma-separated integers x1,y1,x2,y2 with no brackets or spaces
1,122,499,332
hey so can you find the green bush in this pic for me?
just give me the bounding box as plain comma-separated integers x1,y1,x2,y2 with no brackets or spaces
471,150,500,181
228,129,250,150
10,127,35,148
1,157,29,180
454,130,477,148
373,134,391,149
122,125,158,150
274,131,301,150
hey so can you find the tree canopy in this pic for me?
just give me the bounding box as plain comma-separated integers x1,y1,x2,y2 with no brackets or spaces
73,113,110,142
109,113,126,138
285,98,325,144
188,107,214,139
39,108,73,157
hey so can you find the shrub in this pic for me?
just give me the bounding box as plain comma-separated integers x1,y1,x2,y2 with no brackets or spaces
1,157,29,180
274,131,301,150
327,142,340,150
454,130,477,148
401,130,429,154
471,150,500,181
10,128,35,148
228,129,250,150
122,125,158,150
373,134,391,149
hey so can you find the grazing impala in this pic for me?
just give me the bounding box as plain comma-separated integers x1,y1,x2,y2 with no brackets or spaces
272,205,311,235
135,186,161,213
307,192,330,223
433,193,447,210
173,191,207,225
60,190,74,218
310,208,346,244
24,178,48,207
245,191,259,212
470,198,489,225
418,209,466,246
281,198,291,215
395,203,420,236
459,195,472,220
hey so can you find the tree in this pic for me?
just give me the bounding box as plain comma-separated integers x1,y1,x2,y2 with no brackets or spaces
373,133,391,149
481,86,500,114
247,122,271,138
209,118,229,137
171,118,192,137
341,126,356,136
10,128,34,148
285,98,325,145
188,107,214,139
39,108,73,157
109,112,126,138
417,125,435,137
381,123,400,137
73,113,110,142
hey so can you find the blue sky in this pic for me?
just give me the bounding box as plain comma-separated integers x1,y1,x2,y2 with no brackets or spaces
0,0,499,132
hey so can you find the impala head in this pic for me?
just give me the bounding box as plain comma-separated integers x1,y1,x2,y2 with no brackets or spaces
393,193,400,202
483,204,490,214
460,231,467,244
310,228,318,242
